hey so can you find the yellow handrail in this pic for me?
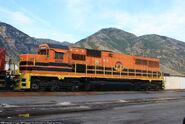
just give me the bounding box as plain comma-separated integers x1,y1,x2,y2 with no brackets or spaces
112,67,113,77
86,64,87,76
74,62,76,75
103,65,105,76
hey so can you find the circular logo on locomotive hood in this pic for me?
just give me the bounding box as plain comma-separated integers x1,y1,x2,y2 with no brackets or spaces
114,61,124,71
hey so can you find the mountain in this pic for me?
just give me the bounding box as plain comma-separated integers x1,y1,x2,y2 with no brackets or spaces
34,38,71,46
130,34,185,75
75,28,137,53
0,22,71,61
75,28,185,75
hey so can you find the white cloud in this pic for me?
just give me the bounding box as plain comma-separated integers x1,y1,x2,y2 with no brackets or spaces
0,6,77,42
64,0,94,31
29,27,77,42
61,0,185,41
18,8,51,27
58,0,182,41
0,7,34,24
107,1,185,41
12,11,34,24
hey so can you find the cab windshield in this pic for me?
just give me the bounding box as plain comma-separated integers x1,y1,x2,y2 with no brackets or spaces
55,52,64,59
38,49,48,55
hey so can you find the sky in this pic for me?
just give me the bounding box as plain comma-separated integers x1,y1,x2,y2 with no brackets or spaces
0,0,185,43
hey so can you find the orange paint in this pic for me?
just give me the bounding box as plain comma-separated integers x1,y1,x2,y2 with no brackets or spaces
19,44,162,80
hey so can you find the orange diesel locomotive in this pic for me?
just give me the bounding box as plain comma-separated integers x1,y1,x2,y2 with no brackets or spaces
17,43,164,91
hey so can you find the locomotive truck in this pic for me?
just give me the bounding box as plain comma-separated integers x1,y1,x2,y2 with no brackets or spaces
17,43,164,91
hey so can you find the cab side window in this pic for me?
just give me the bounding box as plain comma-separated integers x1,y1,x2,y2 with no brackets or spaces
55,52,64,59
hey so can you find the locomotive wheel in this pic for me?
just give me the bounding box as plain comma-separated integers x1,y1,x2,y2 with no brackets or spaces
134,81,150,91
49,80,60,91
50,85,60,91
84,84,91,91
150,81,162,91
71,80,81,91
31,83,39,90
71,85,79,91
154,85,160,91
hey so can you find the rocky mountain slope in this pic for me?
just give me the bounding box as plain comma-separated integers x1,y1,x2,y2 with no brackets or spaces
75,28,185,75
0,22,70,61
34,38,71,46
75,28,137,53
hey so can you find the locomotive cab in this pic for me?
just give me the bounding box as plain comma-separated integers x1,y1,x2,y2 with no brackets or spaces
18,44,70,90
38,44,68,63
19,44,68,67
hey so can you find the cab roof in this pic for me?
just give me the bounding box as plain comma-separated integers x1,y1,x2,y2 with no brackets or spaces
48,44,69,50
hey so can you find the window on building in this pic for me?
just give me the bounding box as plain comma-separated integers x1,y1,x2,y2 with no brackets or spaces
72,54,86,61
149,61,159,67
135,59,142,64
135,59,147,65
55,52,64,59
135,59,159,67
87,49,101,58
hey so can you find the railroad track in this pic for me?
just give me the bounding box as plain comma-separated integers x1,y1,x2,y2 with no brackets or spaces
0,90,184,97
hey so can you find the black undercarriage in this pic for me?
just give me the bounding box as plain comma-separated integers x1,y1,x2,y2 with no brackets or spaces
30,76,164,91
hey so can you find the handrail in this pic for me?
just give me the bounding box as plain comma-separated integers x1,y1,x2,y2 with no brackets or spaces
74,62,76,75
103,65,105,77
73,62,162,80
95,63,96,76
86,64,87,76
120,68,122,77
111,67,113,77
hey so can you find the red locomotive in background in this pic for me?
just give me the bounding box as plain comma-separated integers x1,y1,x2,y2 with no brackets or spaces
0,48,6,88
17,43,164,91
0,48,5,70
0,48,17,89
